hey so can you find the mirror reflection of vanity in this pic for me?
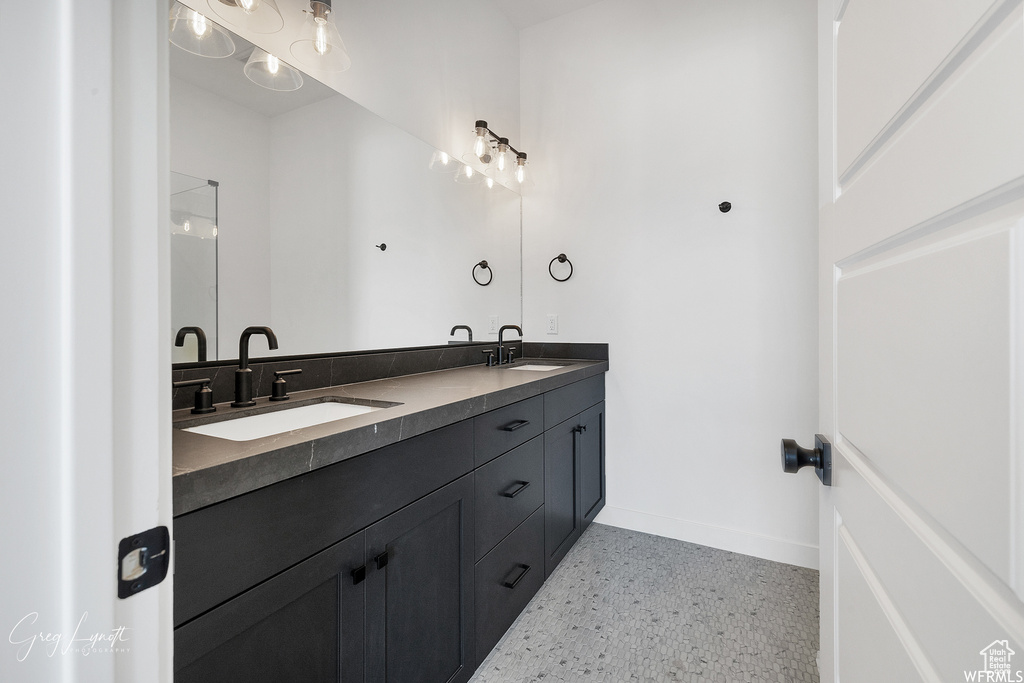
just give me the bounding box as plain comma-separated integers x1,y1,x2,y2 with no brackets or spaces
169,4,522,363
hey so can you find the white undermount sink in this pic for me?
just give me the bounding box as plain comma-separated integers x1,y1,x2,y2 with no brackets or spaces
183,401,383,442
509,364,566,371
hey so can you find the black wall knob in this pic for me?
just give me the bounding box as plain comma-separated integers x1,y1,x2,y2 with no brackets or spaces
780,434,832,486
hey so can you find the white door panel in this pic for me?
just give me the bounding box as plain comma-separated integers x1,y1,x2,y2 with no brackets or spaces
838,228,1012,581
819,0,1024,681
836,8,1024,257
836,0,993,177
836,525,932,683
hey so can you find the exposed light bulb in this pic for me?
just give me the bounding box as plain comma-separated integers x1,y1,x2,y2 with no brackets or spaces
494,138,509,172
183,219,191,232
266,53,279,74
236,0,262,14
464,165,474,179
440,152,449,165
314,19,330,55
515,155,527,184
486,177,495,189
473,135,487,159
189,10,210,37
212,226,218,237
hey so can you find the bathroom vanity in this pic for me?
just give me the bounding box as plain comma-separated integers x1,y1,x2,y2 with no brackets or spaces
171,347,607,682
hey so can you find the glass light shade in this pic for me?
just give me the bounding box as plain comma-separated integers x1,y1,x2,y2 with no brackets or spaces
244,48,303,91
207,0,284,34
169,2,235,58
290,2,352,73
454,163,483,184
429,150,459,173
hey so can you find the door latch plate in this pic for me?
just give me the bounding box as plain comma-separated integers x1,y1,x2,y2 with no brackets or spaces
117,526,170,599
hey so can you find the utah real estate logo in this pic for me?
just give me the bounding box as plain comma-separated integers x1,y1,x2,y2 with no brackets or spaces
965,640,1024,682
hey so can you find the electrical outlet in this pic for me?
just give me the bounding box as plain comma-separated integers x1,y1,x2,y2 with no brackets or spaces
488,316,499,334
546,314,558,335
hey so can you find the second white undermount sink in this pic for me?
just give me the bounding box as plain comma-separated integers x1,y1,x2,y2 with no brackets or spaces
509,364,567,372
183,401,384,442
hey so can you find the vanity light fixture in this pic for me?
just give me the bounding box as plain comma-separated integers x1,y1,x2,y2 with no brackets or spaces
290,0,352,73
169,2,236,58
243,48,303,91
207,0,284,34
470,121,528,185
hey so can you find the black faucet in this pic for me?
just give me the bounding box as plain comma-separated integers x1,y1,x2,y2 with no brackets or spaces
232,326,279,407
174,326,208,362
497,325,522,365
450,324,473,342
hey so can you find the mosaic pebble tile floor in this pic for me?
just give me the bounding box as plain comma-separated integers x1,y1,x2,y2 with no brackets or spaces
470,523,819,683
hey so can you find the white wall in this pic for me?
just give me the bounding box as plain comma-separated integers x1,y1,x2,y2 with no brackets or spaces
520,0,820,567
169,77,274,359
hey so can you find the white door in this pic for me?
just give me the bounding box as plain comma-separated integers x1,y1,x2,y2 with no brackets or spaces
817,0,1024,680
1,2,172,681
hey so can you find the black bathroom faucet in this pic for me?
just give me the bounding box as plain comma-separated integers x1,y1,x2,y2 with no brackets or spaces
450,324,473,342
497,325,522,365
174,326,207,362
232,326,279,407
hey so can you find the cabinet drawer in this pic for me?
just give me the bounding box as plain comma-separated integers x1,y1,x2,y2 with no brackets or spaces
475,506,545,665
474,395,544,467
174,420,473,626
543,374,604,429
474,436,544,560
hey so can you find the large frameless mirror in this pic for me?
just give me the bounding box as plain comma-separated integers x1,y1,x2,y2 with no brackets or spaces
168,3,522,362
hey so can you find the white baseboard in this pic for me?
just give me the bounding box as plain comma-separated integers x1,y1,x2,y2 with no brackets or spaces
594,505,820,570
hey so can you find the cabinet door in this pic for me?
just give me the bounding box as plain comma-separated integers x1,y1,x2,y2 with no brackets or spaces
578,401,606,532
365,474,476,683
174,531,365,683
544,418,580,577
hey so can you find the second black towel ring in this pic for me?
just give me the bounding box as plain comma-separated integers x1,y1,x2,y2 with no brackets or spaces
473,260,493,286
549,254,573,282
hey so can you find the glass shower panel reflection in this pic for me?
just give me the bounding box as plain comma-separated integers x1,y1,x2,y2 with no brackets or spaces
171,171,218,363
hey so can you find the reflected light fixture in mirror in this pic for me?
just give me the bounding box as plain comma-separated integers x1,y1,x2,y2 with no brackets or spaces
291,0,352,73
169,2,236,58
244,48,303,91
428,150,459,174
207,0,284,34
454,163,483,185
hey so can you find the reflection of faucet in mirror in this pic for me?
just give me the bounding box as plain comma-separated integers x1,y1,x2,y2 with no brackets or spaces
450,325,473,342
497,325,523,365
175,326,208,362
232,326,279,407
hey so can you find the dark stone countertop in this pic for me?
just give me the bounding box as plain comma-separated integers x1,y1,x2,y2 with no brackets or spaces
173,358,608,515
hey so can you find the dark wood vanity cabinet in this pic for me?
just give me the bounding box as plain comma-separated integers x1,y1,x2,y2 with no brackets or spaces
173,372,605,683
364,475,476,683
175,531,366,682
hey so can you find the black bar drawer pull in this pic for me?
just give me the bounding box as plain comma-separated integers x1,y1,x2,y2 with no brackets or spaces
351,565,366,585
501,563,531,589
500,480,531,498
501,419,530,432
375,551,389,570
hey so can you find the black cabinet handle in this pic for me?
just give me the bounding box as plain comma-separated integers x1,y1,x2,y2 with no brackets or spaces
375,551,389,570
351,565,366,585
501,563,531,589
501,419,530,432
572,424,587,434
500,481,531,498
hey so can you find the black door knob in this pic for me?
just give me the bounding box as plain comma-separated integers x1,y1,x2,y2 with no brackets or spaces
780,434,832,486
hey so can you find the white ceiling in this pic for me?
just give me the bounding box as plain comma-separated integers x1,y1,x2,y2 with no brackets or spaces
492,0,606,30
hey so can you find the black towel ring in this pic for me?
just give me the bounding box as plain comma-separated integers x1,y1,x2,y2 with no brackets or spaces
548,254,573,282
473,260,492,286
